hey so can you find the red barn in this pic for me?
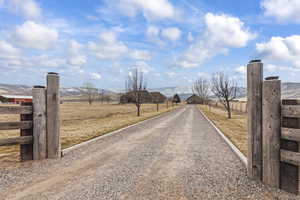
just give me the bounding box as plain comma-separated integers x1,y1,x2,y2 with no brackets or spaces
0,95,32,104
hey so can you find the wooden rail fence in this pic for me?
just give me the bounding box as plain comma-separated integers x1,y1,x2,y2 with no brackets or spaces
0,72,60,161
247,60,300,194
211,101,247,113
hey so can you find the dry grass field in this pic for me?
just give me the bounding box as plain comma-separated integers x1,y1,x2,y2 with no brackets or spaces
0,102,180,164
198,105,247,155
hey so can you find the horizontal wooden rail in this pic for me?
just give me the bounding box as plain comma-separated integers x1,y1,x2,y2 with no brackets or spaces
282,128,300,142
0,136,33,146
282,105,300,118
0,106,32,114
281,150,300,166
0,121,32,130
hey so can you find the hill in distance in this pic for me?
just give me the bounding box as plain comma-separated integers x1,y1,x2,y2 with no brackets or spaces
0,82,300,100
0,83,116,98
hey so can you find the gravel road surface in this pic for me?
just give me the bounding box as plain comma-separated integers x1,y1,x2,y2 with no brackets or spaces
0,105,298,200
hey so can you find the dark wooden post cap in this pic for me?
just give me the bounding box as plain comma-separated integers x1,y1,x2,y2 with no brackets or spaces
48,72,58,75
265,76,279,80
33,85,45,88
249,59,262,63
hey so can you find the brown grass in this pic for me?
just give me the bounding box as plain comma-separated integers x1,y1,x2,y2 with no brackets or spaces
198,105,247,155
0,102,180,163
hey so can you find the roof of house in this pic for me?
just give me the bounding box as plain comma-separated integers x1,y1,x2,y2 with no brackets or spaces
186,94,202,101
0,94,32,99
150,92,166,101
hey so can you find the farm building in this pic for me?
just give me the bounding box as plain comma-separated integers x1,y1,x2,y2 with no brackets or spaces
186,94,203,104
172,94,181,103
0,94,32,104
120,90,153,104
119,91,166,104
150,92,167,103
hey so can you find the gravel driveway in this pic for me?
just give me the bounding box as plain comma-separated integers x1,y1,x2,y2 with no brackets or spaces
0,105,298,200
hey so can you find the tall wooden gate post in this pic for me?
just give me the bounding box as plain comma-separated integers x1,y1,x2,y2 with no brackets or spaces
32,86,47,160
47,72,61,158
247,60,263,180
262,77,281,187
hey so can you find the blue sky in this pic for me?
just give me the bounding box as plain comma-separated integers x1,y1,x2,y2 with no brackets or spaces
0,0,300,90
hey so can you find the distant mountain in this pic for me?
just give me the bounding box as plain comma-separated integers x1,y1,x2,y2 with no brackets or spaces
0,84,31,95
150,83,300,100
0,83,116,98
148,86,193,97
1,82,300,100
60,87,115,97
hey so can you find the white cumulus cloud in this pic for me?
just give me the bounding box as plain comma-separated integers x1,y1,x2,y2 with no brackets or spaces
68,40,87,66
131,61,154,74
235,66,246,74
90,72,101,80
130,49,152,60
88,31,128,60
146,25,160,37
1,0,41,19
11,21,59,50
256,35,300,67
114,0,176,20
204,13,256,48
175,13,256,68
187,32,194,42
161,27,181,41
0,40,21,59
261,0,300,23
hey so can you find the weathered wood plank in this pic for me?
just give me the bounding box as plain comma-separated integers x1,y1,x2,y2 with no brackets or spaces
0,136,32,146
281,99,300,194
282,128,300,142
262,78,281,188
282,105,300,118
281,150,300,166
0,106,32,114
33,86,47,160
47,72,61,158
0,121,32,130
20,102,33,161
247,60,263,180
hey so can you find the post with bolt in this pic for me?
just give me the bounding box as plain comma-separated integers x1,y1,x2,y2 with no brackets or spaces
262,76,281,188
46,72,61,158
247,60,263,180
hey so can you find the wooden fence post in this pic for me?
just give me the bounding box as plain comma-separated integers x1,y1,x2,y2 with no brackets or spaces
281,99,300,194
262,77,281,187
33,86,47,160
20,102,33,161
47,72,61,158
247,60,263,180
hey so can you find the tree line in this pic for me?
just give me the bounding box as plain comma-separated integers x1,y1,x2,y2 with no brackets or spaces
125,68,181,117
192,72,238,119
82,68,238,119
82,82,112,105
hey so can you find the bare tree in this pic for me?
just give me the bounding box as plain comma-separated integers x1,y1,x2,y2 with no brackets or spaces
83,82,98,105
126,68,147,116
151,92,166,112
211,72,237,119
99,89,105,104
104,95,112,104
192,77,210,104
